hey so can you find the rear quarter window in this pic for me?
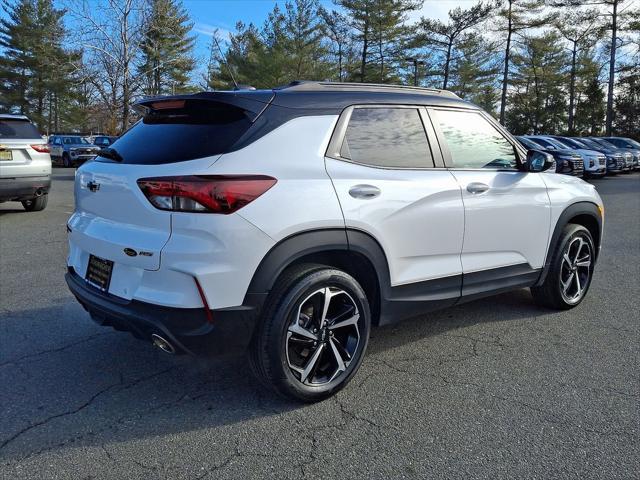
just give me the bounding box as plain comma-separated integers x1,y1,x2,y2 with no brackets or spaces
99,101,252,165
0,119,41,139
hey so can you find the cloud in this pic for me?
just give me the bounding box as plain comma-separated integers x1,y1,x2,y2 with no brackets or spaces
408,0,467,23
193,22,232,41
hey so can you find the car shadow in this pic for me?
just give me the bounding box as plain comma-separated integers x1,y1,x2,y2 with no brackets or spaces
0,288,555,460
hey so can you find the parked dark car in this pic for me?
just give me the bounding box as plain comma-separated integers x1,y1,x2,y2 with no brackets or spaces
601,136,640,154
551,137,625,175
587,137,638,171
528,135,605,178
517,136,582,176
93,136,119,148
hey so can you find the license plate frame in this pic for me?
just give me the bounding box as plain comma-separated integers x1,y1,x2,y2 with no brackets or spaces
85,254,114,292
0,150,13,161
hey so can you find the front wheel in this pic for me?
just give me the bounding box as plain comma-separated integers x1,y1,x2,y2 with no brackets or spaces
531,224,595,310
62,153,71,168
249,264,371,402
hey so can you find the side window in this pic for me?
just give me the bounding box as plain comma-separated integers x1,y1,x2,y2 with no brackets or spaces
432,109,518,170
54,137,61,145
340,108,434,168
63,137,72,145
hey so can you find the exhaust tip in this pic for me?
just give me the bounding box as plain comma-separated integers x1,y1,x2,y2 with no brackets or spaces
151,333,175,354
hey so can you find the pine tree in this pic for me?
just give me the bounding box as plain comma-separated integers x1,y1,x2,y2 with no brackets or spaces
418,1,495,90
138,0,195,96
319,7,352,81
0,0,75,130
335,0,421,83
495,0,549,124
506,32,569,134
553,8,603,134
448,32,501,114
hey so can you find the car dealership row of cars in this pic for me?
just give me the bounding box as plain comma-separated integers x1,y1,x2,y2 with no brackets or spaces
517,135,640,178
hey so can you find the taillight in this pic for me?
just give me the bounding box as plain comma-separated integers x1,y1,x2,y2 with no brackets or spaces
31,144,50,153
137,175,277,214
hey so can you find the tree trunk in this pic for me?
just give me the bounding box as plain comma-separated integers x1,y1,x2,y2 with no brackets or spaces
605,0,618,135
360,20,369,82
499,0,513,125
568,43,577,134
121,4,131,133
443,39,453,90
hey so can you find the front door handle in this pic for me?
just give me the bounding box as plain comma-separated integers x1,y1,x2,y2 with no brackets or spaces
349,184,381,199
466,182,490,194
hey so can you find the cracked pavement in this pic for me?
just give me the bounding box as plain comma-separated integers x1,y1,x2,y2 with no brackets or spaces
0,169,638,479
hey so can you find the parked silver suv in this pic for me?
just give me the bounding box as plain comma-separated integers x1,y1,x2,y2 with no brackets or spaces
0,114,51,211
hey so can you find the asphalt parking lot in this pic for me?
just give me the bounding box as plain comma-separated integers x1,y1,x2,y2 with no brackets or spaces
1,168,638,479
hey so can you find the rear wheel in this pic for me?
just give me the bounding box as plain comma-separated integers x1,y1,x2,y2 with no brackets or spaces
531,224,595,310
22,195,48,212
249,264,371,402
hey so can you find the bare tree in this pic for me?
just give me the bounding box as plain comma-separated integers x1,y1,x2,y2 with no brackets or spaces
65,0,147,133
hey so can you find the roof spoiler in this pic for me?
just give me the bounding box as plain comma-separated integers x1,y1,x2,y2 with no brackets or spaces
133,91,275,122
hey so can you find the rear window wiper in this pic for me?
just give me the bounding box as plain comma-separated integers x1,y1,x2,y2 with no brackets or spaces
98,147,124,162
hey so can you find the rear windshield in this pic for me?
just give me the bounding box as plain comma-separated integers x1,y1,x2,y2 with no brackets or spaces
0,119,41,139
97,101,252,165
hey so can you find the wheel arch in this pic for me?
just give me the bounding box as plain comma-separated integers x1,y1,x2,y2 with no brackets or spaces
537,201,603,286
244,228,391,325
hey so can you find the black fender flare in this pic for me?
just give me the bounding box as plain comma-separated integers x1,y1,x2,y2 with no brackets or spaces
536,201,603,286
244,227,391,298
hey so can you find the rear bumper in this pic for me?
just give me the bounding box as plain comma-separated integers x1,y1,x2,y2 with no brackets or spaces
0,175,51,201
65,269,260,356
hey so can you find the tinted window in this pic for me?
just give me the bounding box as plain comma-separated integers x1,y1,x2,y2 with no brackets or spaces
434,110,518,169
553,137,579,149
98,101,252,165
340,108,433,168
63,137,88,145
530,137,558,150
517,137,539,150
0,119,41,139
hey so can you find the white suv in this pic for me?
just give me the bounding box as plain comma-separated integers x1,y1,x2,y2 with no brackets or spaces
0,114,51,211
65,82,604,401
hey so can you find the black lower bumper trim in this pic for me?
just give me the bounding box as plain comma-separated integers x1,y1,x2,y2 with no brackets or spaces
0,176,51,201
65,270,259,356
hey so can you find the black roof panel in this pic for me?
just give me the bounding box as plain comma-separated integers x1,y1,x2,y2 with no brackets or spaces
270,81,474,111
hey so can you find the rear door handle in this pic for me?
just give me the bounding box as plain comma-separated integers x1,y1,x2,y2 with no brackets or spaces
349,184,381,199
466,182,490,194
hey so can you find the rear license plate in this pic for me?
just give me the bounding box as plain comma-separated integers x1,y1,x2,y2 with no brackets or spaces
86,255,114,291
0,150,12,161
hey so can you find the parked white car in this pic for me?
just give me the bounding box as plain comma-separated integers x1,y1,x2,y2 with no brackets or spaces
0,114,51,211
65,82,604,401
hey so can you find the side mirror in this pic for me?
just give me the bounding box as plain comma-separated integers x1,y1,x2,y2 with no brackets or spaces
526,149,554,172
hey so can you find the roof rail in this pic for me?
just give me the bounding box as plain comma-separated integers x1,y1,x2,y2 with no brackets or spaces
277,81,460,99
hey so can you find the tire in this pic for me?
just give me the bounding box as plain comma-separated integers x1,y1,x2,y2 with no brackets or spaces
22,195,48,212
249,263,371,402
531,224,595,310
62,153,71,168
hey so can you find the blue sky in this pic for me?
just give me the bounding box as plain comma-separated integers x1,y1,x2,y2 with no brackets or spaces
187,0,465,63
